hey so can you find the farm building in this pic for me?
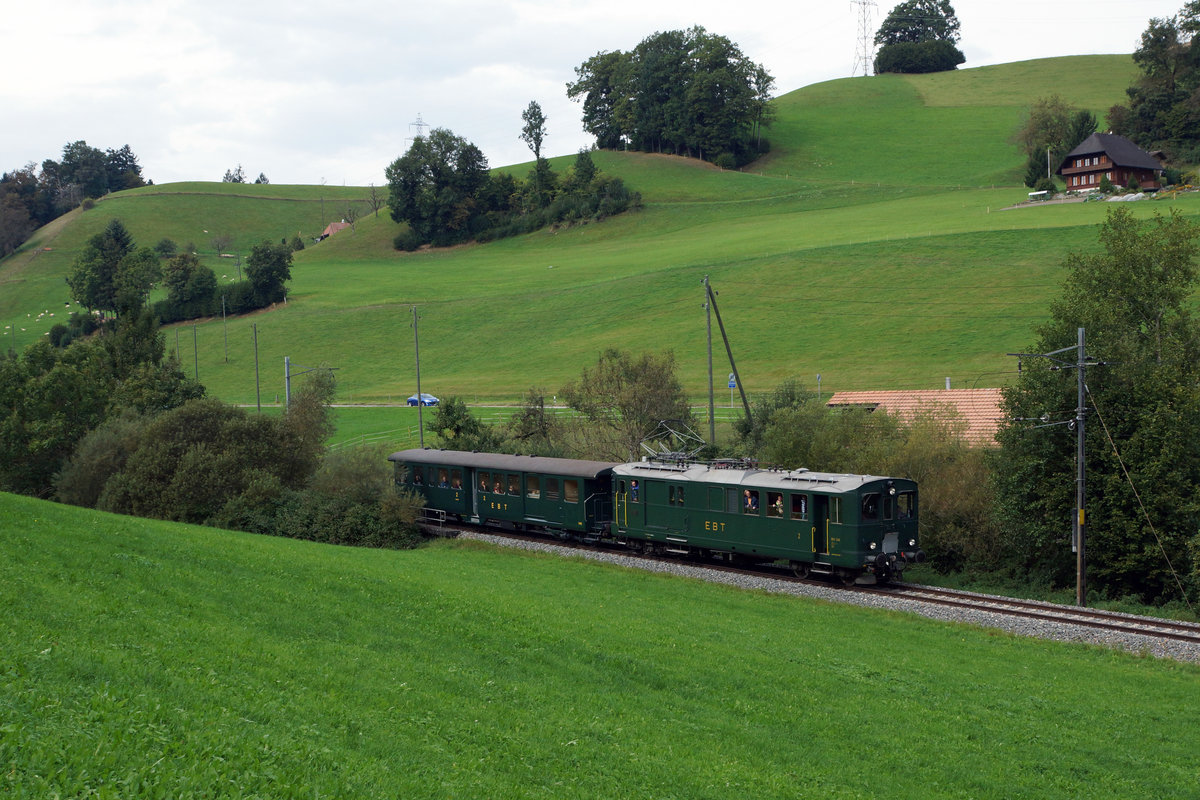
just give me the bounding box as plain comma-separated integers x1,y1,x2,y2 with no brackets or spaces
1056,133,1163,191
825,388,1004,447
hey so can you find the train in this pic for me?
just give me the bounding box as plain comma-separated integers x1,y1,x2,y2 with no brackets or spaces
387,448,924,584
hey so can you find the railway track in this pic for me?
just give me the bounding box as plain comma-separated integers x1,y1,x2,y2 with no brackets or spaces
429,519,1200,651
872,583,1200,645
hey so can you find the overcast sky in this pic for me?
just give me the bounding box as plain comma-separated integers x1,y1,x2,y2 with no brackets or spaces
0,0,1183,187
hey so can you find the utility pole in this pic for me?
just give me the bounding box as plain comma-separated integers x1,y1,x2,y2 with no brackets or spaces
412,306,424,448
704,278,753,428
851,0,877,77
1008,327,1103,606
703,276,715,443
253,323,261,413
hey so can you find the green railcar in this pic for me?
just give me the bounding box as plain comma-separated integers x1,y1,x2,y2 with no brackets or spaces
388,449,616,536
610,461,920,584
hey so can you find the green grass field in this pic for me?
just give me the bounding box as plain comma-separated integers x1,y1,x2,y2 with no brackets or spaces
3,55,1195,411
3,492,1198,798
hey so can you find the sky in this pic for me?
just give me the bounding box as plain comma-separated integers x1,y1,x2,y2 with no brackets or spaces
0,0,1185,187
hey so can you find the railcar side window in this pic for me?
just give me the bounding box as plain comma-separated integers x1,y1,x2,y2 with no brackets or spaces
451,470,463,489
743,489,760,514
668,486,676,505
767,492,783,517
413,467,424,485
677,486,684,505
711,488,724,511
526,475,540,498
831,497,842,524
861,493,879,521
507,474,520,495
545,478,560,500
897,491,916,519
437,469,449,488
791,494,808,520
479,471,491,492
564,479,579,503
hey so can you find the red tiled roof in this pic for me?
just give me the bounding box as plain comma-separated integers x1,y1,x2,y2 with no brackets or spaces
826,389,1004,447
322,221,351,237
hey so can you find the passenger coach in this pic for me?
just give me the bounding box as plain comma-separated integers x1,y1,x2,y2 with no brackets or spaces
388,449,616,536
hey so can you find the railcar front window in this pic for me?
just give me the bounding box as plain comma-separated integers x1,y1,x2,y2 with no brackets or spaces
862,493,879,521
897,491,916,519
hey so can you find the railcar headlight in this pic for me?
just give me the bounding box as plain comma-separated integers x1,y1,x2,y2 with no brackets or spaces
869,541,877,550
908,539,917,547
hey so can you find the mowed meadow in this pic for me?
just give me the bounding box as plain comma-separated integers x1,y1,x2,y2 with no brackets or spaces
4,492,1200,798
5,56,1200,409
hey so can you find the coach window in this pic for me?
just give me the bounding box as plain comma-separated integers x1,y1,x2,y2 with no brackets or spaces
412,467,424,486
564,479,579,503
766,492,782,517
526,475,540,498
479,471,491,492
437,469,449,488
861,493,879,521
508,474,520,495
545,478,560,501
831,497,842,524
450,470,463,489
791,494,808,521
897,491,916,519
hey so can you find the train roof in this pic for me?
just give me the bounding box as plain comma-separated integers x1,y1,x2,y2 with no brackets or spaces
388,448,619,479
611,461,909,493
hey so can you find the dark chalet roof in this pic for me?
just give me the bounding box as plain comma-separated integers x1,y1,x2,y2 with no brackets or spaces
1056,133,1163,175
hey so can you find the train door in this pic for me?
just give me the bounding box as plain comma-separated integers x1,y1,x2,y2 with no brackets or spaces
812,495,829,556
615,478,644,530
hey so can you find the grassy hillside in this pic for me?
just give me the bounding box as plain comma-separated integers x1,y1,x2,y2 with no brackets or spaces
3,55,1195,408
4,491,1199,797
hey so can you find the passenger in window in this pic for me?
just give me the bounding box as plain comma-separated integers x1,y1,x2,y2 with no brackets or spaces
631,480,639,501
494,480,503,494
744,490,758,512
770,493,783,517
479,477,488,492
451,477,461,490
413,471,423,485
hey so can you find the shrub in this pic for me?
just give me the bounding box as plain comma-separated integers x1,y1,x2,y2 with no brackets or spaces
393,229,422,251
713,152,737,170
874,40,965,74
55,409,148,508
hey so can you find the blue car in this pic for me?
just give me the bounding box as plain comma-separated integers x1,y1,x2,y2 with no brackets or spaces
407,393,439,406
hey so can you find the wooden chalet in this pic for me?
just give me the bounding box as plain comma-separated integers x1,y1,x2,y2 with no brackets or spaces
825,389,1004,447
1056,132,1163,191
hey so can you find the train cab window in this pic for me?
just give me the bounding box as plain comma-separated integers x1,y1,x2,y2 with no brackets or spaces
526,475,540,498
897,491,916,519
437,469,449,488
507,474,520,495
743,489,760,514
791,494,808,521
479,471,491,492
545,478,560,500
450,470,463,490
831,497,842,524
767,492,783,518
861,493,879,521
564,479,579,503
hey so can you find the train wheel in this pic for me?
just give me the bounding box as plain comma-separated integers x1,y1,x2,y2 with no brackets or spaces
841,573,858,587
792,562,810,579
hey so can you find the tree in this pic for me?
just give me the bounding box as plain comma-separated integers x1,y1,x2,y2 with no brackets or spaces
112,247,160,315
520,100,547,162
222,164,247,183
1014,95,1076,177
567,27,774,166
59,140,109,199
873,0,964,74
0,194,34,257
254,172,269,184
245,240,293,305
428,396,506,452
385,128,491,246
559,348,693,461
103,145,145,192
66,218,135,317
874,0,961,45
993,207,1200,601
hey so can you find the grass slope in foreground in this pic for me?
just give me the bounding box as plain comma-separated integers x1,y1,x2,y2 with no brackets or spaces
2,492,1197,798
